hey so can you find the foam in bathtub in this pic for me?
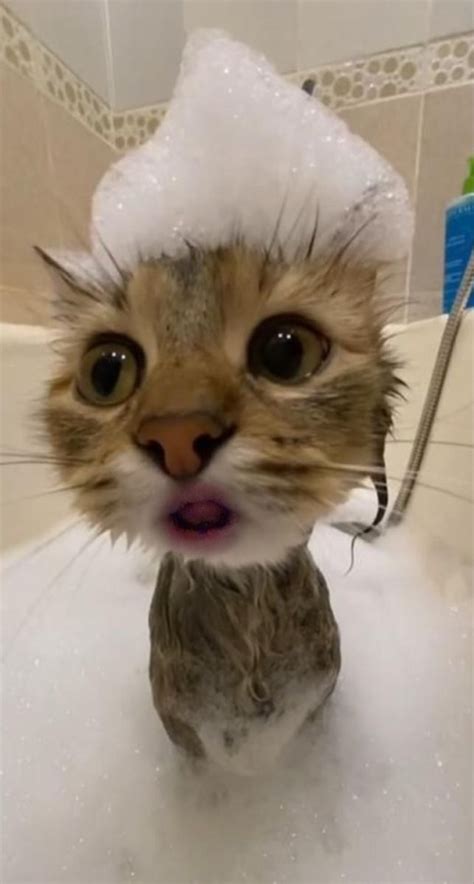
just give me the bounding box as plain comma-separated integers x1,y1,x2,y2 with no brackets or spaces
91,30,413,280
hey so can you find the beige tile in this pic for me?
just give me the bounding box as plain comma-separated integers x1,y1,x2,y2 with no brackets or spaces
0,286,51,325
297,0,430,69
339,95,422,193
0,62,62,304
410,84,474,312
430,0,474,39
0,61,115,325
110,0,185,108
374,269,408,322
41,94,116,251
407,290,443,322
7,0,112,102
340,95,422,308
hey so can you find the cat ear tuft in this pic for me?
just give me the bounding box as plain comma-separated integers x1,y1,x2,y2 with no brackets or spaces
35,247,110,323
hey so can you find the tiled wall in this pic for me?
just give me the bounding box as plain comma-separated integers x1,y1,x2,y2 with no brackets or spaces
6,0,474,108
0,60,115,324
410,84,474,320
340,80,474,322
0,2,473,325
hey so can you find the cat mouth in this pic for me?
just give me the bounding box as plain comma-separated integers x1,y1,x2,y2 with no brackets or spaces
161,485,238,549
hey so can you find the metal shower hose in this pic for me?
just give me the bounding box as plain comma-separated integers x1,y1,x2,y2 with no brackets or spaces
387,247,474,527
300,76,474,532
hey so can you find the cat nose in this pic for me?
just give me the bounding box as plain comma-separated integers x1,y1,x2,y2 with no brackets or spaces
135,413,234,479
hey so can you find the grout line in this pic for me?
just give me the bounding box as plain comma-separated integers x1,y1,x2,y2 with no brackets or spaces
102,0,116,114
31,43,66,248
112,98,169,116
404,89,427,324
425,0,434,48
339,89,426,112
312,76,473,117
104,76,473,153
1,2,473,152
401,0,433,324
402,0,431,325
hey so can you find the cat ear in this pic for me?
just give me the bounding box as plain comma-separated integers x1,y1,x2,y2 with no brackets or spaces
34,247,111,324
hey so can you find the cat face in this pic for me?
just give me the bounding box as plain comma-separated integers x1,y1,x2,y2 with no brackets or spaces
41,245,396,567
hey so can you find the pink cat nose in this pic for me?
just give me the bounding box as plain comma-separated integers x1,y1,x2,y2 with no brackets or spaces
136,413,234,479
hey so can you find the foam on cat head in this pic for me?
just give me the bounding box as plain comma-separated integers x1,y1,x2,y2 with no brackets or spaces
92,30,414,280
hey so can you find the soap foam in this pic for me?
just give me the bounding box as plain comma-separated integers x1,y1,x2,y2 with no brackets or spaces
2,519,471,883
90,30,413,283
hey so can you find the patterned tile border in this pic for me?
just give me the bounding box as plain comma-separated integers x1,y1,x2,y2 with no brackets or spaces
36,40,112,144
110,104,168,152
1,2,473,152
0,2,113,146
287,43,426,108
289,32,473,108
425,32,474,90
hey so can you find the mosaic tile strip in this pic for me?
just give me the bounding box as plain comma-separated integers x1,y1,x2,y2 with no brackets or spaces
0,2,112,147
1,2,473,153
0,3,37,81
35,41,112,145
288,44,425,109
426,32,474,90
111,104,167,152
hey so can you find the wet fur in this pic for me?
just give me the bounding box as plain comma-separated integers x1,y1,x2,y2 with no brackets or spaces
41,244,399,770
149,547,340,772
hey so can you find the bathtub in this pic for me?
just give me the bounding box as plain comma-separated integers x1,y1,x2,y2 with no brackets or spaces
1,315,473,884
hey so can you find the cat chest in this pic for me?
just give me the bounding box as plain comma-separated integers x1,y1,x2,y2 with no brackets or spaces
193,671,336,775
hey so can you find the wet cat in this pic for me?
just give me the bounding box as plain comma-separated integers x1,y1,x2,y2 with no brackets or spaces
39,243,398,773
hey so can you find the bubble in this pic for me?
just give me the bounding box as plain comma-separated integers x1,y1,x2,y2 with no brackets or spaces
91,30,412,272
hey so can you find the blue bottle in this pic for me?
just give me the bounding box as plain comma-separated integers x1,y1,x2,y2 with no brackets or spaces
442,156,474,313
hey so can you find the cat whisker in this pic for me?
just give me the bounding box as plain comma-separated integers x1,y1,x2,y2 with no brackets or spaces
263,178,294,273
246,455,473,506
3,529,103,660
1,519,83,576
374,297,409,325
327,211,377,272
305,200,320,262
0,459,89,468
386,439,473,449
2,482,93,507
0,449,83,460
90,223,130,304
34,247,105,307
0,448,91,467
39,187,128,305
67,533,109,604
283,182,318,262
323,461,473,505
389,400,473,432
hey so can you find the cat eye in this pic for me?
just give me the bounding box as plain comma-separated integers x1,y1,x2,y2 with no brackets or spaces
77,336,144,406
248,315,330,384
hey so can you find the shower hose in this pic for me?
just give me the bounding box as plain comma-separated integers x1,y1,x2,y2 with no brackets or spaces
299,80,474,535
386,247,474,528
334,247,474,539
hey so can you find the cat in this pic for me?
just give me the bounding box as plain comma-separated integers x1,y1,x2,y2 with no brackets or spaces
38,243,399,774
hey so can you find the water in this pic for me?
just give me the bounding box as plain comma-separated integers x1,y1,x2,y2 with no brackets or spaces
2,518,472,883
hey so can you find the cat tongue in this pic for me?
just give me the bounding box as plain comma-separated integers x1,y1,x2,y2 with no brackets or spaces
179,500,224,527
